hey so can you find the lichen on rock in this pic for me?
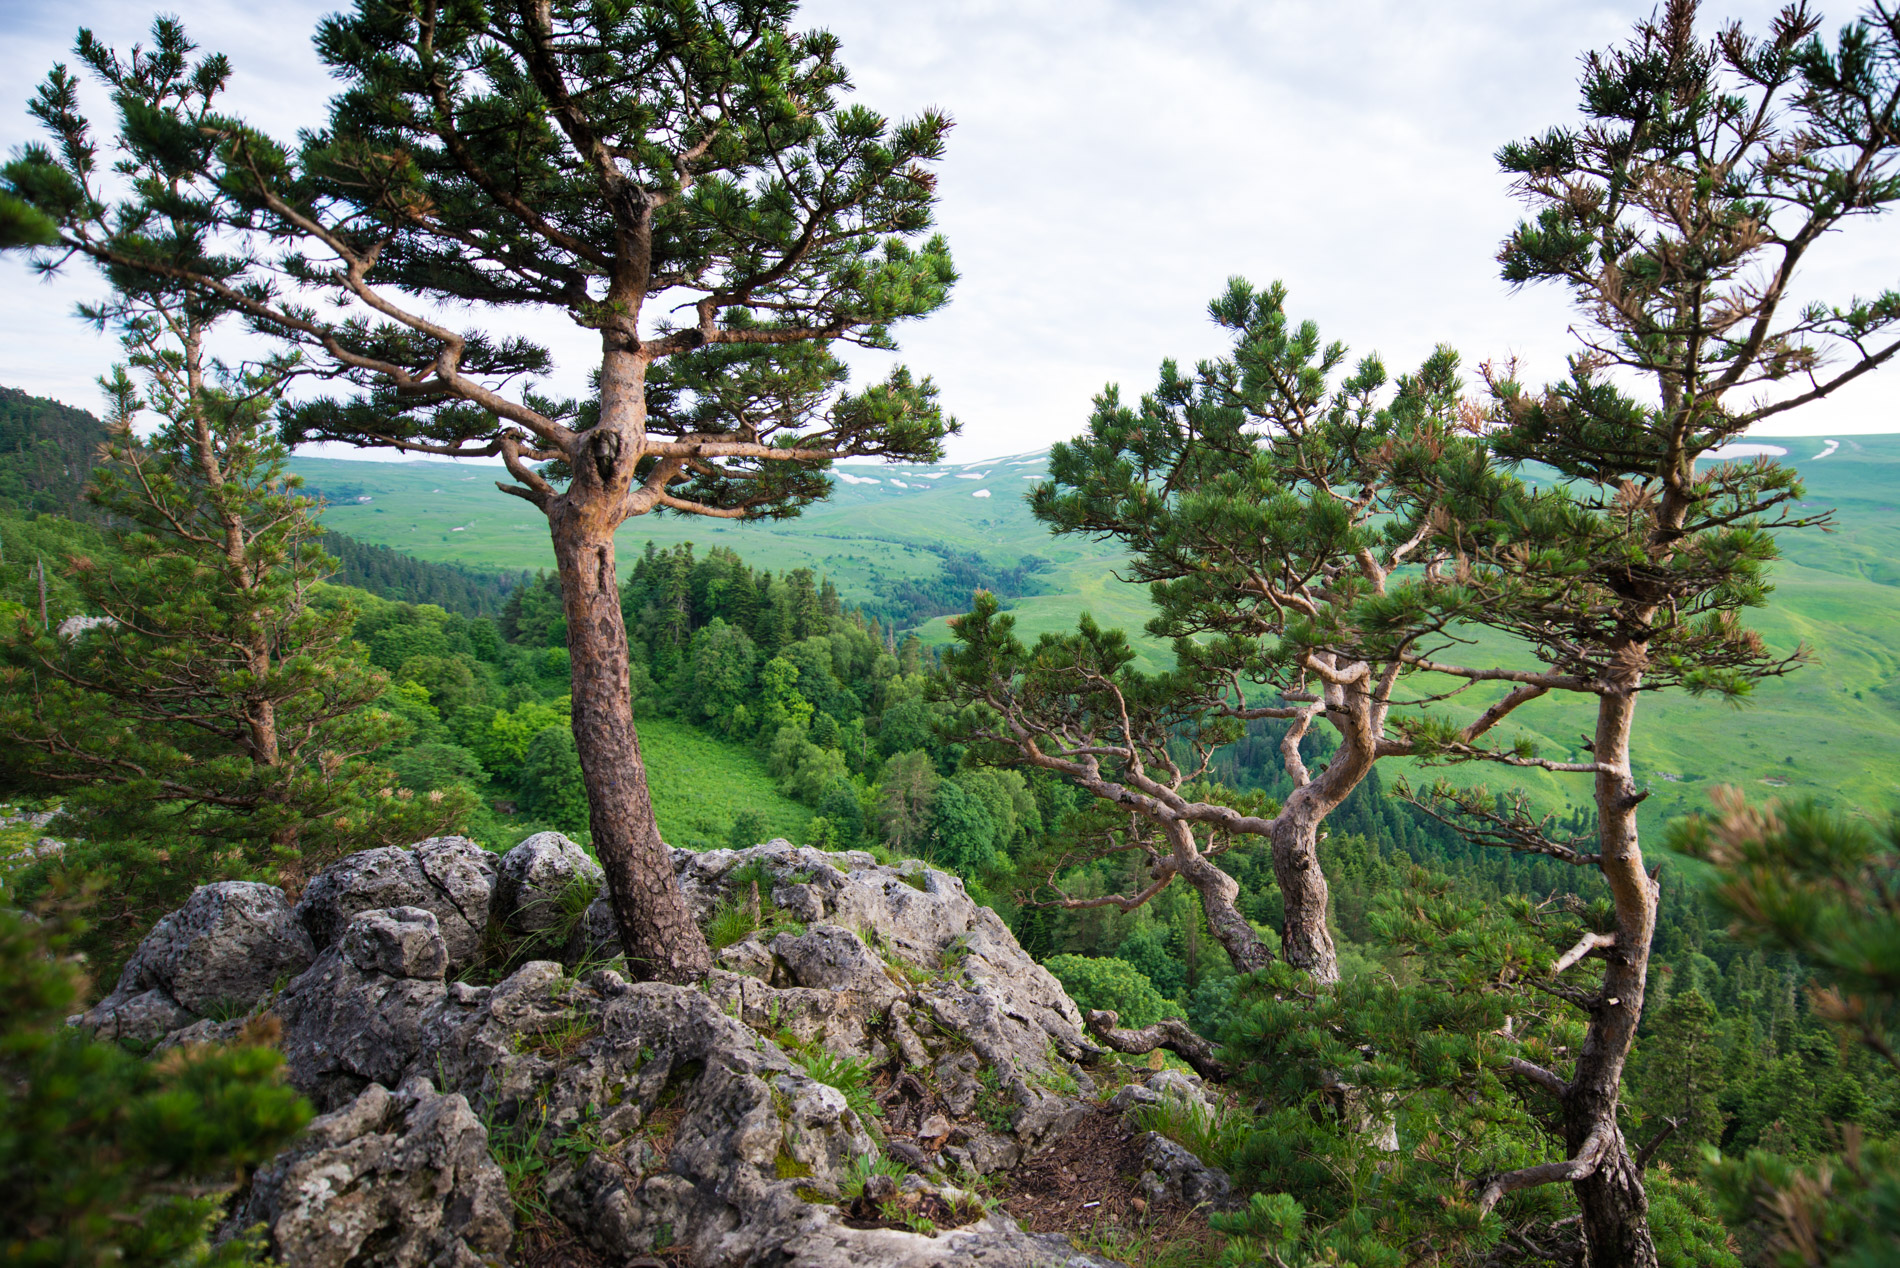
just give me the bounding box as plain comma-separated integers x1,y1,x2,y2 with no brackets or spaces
80,838,1176,1266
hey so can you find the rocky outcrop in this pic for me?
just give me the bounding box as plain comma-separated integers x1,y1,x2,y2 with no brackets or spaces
1109,1070,1241,1212
492,831,602,958
88,839,1149,1267
1134,1132,1237,1212
232,1076,512,1268
276,907,451,1111
80,881,314,1044
295,837,498,974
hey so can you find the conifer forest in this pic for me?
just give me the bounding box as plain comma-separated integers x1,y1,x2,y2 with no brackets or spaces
5,2,1900,1266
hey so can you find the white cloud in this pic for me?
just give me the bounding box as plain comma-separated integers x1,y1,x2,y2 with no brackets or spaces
972,488,992,498
3,0,1889,462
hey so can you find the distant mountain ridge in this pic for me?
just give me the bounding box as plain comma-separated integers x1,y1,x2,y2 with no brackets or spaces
0,386,113,519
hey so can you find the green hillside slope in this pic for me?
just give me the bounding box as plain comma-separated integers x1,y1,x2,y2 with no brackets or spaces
291,436,1900,827
290,451,1162,667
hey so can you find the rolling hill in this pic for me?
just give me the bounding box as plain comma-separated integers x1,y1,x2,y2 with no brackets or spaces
290,436,1900,832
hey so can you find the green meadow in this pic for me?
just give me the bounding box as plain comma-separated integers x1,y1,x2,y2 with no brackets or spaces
293,434,1900,831
636,717,814,849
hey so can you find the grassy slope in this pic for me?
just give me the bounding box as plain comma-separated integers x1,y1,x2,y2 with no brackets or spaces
291,451,1162,669
292,436,1900,830
635,717,813,849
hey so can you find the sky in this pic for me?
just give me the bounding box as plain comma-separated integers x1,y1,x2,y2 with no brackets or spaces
4,0,1899,463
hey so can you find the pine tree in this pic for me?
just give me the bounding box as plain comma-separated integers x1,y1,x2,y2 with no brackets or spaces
939,281,1511,982
1631,989,1729,1169
1400,4,1900,1259
0,892,311,1265
7,5,956,982
1674,792,1900,1264
0,76,468,872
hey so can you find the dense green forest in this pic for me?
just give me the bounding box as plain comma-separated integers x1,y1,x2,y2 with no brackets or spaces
7,0,1900,1260
0,384,1891,1265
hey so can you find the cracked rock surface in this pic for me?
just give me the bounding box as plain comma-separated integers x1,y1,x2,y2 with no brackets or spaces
295,836,498,975
91,840,1153,1267
79,881,314,1044
231,1076,512,1268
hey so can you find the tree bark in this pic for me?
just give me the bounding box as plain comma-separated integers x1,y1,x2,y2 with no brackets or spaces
1570,674,1660,1268
550,509,711,984
1268,804,1338,984
1165,818,1276,976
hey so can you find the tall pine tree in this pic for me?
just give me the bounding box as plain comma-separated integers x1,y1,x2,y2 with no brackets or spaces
0,32,466,868
6,5,957,980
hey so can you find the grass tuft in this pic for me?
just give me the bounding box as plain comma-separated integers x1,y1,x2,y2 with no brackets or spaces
794,1047,882,1122
707,897,762,951
1129,1091,1251,1173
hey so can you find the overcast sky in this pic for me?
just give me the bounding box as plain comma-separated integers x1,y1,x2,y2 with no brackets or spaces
5,0,1898,462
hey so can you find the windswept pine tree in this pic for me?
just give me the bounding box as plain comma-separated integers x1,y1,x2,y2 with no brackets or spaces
938,282,1517,986
1391,2,1900,1261
6,3,958,980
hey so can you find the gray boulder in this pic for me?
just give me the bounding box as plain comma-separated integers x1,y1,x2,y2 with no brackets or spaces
80,881,313,1043
108,840,1138,1266
275,907,450,1111
495,832,603,947
573,891,622,965
1135,1131,1238,1212
233,1077,511,1268
675,843,1098,1098
81,988,196,1046
342,906,451,980
295,837,496,974
413,956,1118,1267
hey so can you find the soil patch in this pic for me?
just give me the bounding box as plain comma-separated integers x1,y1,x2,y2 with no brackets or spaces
996,1107,1221,1262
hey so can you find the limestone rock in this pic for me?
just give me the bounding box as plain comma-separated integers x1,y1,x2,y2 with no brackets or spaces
1135,1132,1238,1212
295,837,496,973
80,987,194,1046
275,908,450,1111
342,906,450,980
99,839,1140,1267
494,832,603,955
771,922,904,1004
675,843,1097,1094
234,1077,511,1268
1110,1070,1212,1125
80,881,313,1041
573,891,622,964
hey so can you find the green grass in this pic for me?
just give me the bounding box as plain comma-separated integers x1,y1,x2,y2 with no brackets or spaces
633,717,813,849
297,436,1900,829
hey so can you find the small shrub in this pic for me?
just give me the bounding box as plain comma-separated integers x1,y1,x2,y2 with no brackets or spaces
727,809,768,849
1044,953,1184,1029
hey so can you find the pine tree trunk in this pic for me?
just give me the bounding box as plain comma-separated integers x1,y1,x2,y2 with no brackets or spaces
1268,805,1339,984
550,509,711,984
1165,819,1276,976
1571,674,1660,1267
